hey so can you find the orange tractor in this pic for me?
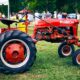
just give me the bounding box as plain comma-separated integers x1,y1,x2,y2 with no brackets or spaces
0,12,80,74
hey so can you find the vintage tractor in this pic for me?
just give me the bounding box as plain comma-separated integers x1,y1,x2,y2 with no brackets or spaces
33,17,80,67
32,18,78,57
0,12,80,74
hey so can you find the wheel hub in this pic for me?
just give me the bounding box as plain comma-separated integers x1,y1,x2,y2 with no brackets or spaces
5,43,25,64
62,45,71,54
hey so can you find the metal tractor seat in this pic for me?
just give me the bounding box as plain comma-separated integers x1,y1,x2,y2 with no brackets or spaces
0,19,17,26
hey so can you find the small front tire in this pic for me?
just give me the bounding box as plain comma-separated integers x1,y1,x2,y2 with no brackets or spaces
58,42,74,57
72,49,80,65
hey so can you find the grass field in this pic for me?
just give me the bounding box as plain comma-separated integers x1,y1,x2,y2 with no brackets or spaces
0,24,80,80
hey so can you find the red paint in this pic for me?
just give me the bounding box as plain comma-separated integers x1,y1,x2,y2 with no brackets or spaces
5,43,25,64
32,18,79,42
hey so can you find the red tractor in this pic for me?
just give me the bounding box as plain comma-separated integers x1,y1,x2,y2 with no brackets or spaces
0,13,80,74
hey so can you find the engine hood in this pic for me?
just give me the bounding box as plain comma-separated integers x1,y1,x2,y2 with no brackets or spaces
35,18,79,28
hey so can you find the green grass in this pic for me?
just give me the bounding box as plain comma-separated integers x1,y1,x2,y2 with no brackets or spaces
0,24,80,80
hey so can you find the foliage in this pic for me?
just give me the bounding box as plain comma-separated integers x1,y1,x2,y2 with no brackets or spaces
0,0,80,15
9,0,23,13
25,0,80,13
26,0,56,13
0,5,7,15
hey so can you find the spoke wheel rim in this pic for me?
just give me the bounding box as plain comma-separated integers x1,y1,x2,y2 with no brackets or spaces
0,39,30,68
62,45,72,56
76,54,80,65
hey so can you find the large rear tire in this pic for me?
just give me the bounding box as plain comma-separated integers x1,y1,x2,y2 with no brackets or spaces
0,30,36,74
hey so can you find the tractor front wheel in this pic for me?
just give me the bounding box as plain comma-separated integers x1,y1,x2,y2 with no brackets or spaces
0,30,36,74
58,42,74,57
72,49,80,65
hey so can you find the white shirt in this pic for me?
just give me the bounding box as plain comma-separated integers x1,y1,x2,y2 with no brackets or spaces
35,12,41,21
28,14,34,22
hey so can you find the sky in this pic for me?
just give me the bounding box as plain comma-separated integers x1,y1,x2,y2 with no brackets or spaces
0,0,9,5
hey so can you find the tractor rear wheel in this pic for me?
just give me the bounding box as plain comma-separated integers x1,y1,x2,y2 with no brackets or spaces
58,42,74,57
72,49,80,65
0,30,36,74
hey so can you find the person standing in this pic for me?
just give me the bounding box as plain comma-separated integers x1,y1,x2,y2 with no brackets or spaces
45,11,52,18
34,11,41,21
42,11,46,19
0,12,2,18
57,12,62,19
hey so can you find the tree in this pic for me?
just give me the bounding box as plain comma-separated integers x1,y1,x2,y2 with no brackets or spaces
1,0,80,15
23,0,56,13
9,0,23,13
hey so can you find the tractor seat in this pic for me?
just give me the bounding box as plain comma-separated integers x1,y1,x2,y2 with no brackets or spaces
1,19,17,26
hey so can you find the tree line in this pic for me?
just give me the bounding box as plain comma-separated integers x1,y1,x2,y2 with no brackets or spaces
26,0,80,13
0,0,80,16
